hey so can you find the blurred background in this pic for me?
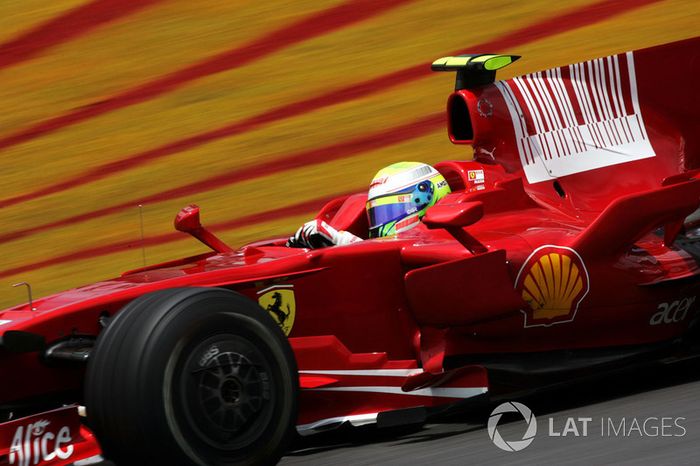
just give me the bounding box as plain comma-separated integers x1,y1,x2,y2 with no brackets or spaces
0,0,697,309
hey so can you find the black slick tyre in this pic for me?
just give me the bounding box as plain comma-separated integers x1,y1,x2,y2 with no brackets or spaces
84,287,298,466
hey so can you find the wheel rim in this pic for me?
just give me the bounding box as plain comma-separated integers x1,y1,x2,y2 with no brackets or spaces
177,334,274,451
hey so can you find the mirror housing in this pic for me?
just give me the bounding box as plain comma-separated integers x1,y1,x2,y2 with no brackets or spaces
422,202,487,254
422,202,484,229
174,205,202,233
174,205,233,253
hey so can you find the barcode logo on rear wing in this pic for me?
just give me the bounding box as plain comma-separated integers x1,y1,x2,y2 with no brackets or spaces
496,51,655,184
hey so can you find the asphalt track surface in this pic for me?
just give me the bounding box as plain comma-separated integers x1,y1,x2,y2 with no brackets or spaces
280,361,700,465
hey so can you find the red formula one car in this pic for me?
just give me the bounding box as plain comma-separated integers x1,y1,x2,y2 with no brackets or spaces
1,37,700,465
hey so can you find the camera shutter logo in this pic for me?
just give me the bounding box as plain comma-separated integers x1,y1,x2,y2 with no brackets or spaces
488,401,537,452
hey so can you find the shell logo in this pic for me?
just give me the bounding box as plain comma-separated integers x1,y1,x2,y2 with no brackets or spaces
515,245,590,328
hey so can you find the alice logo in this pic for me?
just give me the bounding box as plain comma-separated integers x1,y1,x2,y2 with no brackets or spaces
10,420,74,466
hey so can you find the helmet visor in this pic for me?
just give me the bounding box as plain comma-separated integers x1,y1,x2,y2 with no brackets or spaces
367,198,417,230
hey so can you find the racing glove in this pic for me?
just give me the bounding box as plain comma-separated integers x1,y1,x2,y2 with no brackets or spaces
286,220,362,249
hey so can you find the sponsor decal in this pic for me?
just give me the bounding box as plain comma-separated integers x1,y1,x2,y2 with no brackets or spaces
257,285,296,335
650,296,696,325
477,97,494,118
477,146,496,160
395,215,419,232
488,402,537,452
515,245,590,327
409,165,434,180
199,344,220,367
9,420,74,466
496,51,655,183
549,416,686,438
369,176,388,189
467,169,485,184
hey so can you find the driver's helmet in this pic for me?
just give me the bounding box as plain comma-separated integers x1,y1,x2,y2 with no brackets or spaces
366,161,451,238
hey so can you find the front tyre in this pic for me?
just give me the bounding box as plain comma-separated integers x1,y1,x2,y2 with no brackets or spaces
85,288,298,466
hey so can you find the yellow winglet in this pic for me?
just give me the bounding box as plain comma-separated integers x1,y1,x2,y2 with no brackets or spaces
431,54,520,89
431,54,520,71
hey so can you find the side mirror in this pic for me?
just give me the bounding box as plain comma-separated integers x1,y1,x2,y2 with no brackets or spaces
174,205,233,253
174,204,202,233
422,201,487,254
422,202,483,229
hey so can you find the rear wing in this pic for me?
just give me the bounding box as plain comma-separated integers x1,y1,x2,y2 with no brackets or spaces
431,38,700,217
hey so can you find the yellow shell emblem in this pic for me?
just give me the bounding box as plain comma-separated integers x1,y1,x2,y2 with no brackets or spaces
257,285,295,335
515,246,589,327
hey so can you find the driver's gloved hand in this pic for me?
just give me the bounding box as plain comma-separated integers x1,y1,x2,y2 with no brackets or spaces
286,220,361,249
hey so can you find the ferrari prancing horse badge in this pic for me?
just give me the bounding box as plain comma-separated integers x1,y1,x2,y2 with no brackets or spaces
257,285,296,335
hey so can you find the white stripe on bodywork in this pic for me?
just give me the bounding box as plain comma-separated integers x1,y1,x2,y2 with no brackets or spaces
595,59,614,122
572,62,602,148
296,412,379,435
533,72,567,156
606,57,622,119
513,76,549,160
300,369,424,377
626,51,650,140
495,81,533,164
627,52,643,115
587,60,610,146
297,386,488,435
306,386,488,398
73,456,106,466
612,55,634,142
257,284,293,294
545,69,575,155
613,55,630,115
596,58,620,145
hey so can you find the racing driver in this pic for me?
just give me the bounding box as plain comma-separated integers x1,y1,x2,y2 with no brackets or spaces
287,161,451,248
